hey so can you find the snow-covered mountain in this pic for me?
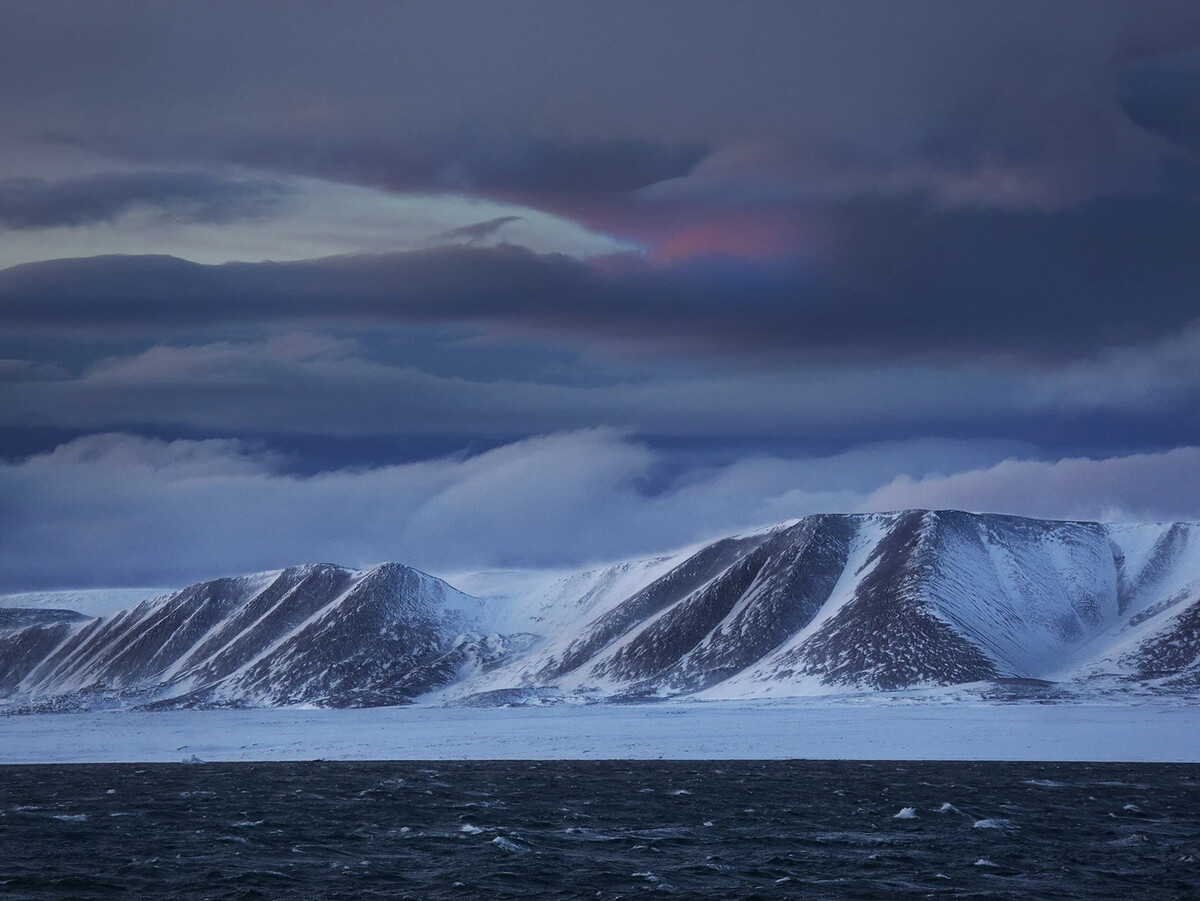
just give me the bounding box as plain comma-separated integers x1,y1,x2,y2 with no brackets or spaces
2,562,500,709
3,510,1200,710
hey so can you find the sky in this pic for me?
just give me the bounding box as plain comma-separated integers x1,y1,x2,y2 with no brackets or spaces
3,1,1200,590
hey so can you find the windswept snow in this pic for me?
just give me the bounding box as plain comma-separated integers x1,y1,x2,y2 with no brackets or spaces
2,699,1199,764
0,588,171,619
3,511,1200,711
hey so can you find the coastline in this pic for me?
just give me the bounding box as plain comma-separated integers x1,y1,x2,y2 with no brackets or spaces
4,698,1199,765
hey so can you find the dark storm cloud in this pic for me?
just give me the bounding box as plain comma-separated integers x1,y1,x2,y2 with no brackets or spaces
4,3,1200,590
4,331,1196,450
0,172,289,230
209,136,709,201
433,215,523,245
4,194,1200,361
1121,49,1200,158
817,197,1200,355
5,3,1200,215
0,247,589,330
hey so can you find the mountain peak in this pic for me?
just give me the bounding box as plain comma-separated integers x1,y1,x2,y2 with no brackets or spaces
2,511,1199,710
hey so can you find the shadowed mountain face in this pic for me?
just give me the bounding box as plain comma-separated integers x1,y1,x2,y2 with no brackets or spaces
0,609,90,695
538,533,771,683
467,510,1200,701
7,563,490,709
770,512,1001,690
578,516,857,694
2,511,1200,710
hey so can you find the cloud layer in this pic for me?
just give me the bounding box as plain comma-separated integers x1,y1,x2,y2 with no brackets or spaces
6,3,1198,207
2,6,1200,588
4,430,1199,592
0,172,289,230
6,197,1200,360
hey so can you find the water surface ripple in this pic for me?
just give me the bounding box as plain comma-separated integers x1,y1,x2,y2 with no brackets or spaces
1,760,1197,899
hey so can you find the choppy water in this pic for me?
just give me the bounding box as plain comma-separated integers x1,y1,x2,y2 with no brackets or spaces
1,760,1198,899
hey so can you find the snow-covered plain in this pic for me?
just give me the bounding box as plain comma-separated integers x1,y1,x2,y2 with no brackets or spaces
0,587,171,619
3,698,1199,764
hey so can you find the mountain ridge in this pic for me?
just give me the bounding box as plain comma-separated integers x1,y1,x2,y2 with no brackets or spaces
3,510,1199,711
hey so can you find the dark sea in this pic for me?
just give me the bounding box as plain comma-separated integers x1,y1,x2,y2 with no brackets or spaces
1,760,1197,900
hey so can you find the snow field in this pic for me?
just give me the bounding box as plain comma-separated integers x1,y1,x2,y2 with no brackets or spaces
3,698,1199,764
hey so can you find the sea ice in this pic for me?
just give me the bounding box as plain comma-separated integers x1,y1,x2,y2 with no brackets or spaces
4,700,1200,764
